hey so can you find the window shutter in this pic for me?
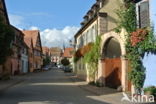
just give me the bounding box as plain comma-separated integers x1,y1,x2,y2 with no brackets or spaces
139,1,150,28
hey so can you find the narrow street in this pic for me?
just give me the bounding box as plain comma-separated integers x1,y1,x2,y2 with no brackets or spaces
0,69,108,104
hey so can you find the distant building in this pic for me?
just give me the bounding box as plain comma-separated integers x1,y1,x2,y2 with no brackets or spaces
42,47,50,58
62,47,74,64
50,47,62,65
22,30,43,71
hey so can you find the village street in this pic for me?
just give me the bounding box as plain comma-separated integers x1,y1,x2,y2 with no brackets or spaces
0,0,156,104
0,69,111,104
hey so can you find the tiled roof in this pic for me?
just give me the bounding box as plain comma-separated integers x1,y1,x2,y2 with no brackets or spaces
24,37,33,49
42,47,50,55
63,48,74,58
22,30,39,47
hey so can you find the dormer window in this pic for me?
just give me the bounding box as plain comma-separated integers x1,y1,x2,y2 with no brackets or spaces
84,15,89,22
87,13,91,20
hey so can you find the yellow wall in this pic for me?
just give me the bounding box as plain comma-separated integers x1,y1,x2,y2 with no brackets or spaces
99,0,123,31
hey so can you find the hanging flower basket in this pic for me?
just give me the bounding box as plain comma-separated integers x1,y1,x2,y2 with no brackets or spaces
130,29,148,46
74,43,93,57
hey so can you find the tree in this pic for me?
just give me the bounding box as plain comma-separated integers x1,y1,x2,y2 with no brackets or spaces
43,56,51,66
61,58,70,66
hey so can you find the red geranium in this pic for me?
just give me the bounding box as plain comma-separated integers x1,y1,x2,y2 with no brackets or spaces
130,29,148,46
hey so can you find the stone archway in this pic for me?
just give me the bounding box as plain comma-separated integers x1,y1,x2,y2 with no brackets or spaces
98,31,129,91
103,37,122,89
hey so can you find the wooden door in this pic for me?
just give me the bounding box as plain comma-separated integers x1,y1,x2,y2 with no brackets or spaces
105,58,122,89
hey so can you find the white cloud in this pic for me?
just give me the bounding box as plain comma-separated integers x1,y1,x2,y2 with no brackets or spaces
8,14,24,27
8,13,80,48
40,26,80,48
29,26,39,30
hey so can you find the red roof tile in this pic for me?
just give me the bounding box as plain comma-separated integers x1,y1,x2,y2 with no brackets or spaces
63,48,74,58
24,37,33,49
22,30,39,47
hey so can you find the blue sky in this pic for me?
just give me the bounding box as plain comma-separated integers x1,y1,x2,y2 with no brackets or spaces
5,0,95,47
143,0,156,87
5,0,95,30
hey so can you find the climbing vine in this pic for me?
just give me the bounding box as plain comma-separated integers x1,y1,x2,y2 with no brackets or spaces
116,1,156,94
83,36,101,81
0,16,15,65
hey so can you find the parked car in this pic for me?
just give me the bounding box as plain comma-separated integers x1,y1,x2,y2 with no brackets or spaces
43,65,51,71
57,65,63,69
63,66,72,72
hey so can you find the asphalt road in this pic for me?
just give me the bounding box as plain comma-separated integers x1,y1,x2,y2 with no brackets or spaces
0,69,109,104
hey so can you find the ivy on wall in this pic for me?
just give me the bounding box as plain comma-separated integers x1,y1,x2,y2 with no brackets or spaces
116,1,156,94
0,16,15,65
83,36,101,81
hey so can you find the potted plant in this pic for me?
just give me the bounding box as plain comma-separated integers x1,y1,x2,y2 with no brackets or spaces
144,86,156,101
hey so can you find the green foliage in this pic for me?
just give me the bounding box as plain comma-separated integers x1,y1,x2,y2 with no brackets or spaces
43,56,51,66
128,65,146,90
73,56,80,63
61,58,70,66
0,16,15,64
116,2,137,34
116,1,156,94
127,28,156,93
144,86,156,97
83,36,101,80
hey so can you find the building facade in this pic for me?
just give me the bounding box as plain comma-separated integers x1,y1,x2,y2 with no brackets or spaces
10,26,29,75
74,0,150,92
50,47,62,65
74,0,123,83
24,38,34,72
62,47,74,65
22,30,43,72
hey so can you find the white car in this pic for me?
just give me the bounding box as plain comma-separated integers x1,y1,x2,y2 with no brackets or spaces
57,65,63,69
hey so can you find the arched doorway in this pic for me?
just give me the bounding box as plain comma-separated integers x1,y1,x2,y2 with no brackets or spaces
102,37,122,89
98,31,131,91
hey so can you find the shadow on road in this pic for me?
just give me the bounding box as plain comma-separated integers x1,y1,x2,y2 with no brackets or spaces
0,69,111,104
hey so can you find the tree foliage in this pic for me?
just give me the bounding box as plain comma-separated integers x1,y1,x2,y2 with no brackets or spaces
43,56,51,66
0,16,15,64
61,58,70,66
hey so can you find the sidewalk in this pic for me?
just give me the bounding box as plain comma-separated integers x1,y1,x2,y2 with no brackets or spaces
66,73,123,103
66,73,155,104
0,75,25,92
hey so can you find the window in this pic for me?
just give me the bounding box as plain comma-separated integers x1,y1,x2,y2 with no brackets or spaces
93,26,96,42
136,1,149,28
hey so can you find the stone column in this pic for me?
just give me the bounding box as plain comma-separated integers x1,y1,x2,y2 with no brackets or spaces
121,56,128,91
97,59,105,86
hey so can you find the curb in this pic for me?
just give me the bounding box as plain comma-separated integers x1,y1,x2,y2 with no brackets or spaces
67,73,102,95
